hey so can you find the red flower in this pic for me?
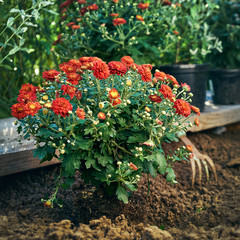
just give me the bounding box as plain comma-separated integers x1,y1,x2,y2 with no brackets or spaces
109,88,120,99
145,106,151,112
52,98,73,117
186,145,193,152
137,3,150,10
148,94,162,103
17,92,37,103
11,102,27,119
136,15,144,21
110,13,119,17
75,91,82,100
79,56,93,69
60,0,73,9
113,0,119,2
113,18,127,26
156,118,163,125
141,64,153,70
190,105,200,116
194,118,200,126
76,107,85,120
173,30,179,35
68,59,82,69
138,65,152,82
161,0,172,6
154,71,167,81
166,74,179,87
129,162,138,171
112,98,121,106
61,85,77,99
173,99,191,117
67,22,75,27
92,60,110,80
78,0,86,3
108,61,127,76
59,62,77,74
25,102,41,117
66,73,81,85
79,6,88,16
98,112,106,120
181,83,191,92
88,4,98,10
19,83,38,94
121,56,134,67
42,69,60,81
53,34,62,46
71,25,80,30
159,85,174,101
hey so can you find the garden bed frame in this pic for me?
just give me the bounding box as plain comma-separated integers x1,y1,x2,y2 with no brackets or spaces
1,103,240,177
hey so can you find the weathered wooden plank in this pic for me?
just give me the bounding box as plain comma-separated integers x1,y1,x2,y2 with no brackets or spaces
0,150,60,177
188,103,240,132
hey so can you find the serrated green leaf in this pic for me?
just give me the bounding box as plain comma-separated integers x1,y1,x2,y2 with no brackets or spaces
76,138,92,150
145,150,167,174
33,147,47,160
166,167,176,182
96,154,113,167
62,153,80,177
127,133,148,143
124,181,137,191
116,185,128,204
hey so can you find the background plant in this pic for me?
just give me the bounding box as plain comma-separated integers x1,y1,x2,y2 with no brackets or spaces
12,56,199,205
52,0,177,64
207,0,240,69
0,0,58,118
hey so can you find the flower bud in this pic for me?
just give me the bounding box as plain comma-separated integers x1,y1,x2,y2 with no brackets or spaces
42,108,48,115
58,128,63,132
42,95,48,101
126,80,132,86
60,149,65,154
117,161,122,165
99,102,104,109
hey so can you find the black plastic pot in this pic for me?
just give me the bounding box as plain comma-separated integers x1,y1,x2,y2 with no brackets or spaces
209,69,240,105
158,64,209,112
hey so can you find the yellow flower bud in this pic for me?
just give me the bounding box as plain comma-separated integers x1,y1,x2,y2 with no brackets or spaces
42,108,48,115
42,95,48,101
99,102,104,109
126,80,132,86
44,102,52,108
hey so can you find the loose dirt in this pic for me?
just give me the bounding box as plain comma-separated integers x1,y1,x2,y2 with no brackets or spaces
0,128,240,240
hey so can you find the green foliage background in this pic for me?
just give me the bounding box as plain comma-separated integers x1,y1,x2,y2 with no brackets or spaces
0,0,60,118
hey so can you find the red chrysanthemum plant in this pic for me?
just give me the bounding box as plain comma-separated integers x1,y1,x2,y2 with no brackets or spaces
12,56,199,206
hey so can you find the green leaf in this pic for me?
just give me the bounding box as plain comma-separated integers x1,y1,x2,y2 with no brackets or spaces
36,128,54,138
146,162,157,177
116,185,128,204
8,46,20,56
76,138,92,150
85,157,95,169
95,153,113,167
145,150,167,174
62,153,81,177
124,181,137,191
166,167,176,183
33,147,47,160
127,133,148,143
7,17,14,27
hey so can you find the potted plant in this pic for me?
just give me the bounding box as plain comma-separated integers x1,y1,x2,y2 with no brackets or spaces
157,0,222,111
207,0,240,105
11,56,200,206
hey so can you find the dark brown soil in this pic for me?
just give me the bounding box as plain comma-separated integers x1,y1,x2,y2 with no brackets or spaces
0,128,240,240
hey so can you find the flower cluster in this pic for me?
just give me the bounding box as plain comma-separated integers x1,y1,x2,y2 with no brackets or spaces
12,56,200,206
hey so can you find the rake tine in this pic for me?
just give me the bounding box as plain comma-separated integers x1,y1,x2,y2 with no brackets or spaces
203,154,218,182
194,156,202,185
201,158,209,182
190,155,196,186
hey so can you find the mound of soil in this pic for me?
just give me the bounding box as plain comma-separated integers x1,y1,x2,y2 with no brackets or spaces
0,129,240,240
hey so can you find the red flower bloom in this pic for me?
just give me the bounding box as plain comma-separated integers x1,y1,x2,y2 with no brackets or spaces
136,15,144,21
148,94,162,103
166,74,179,87
52,98,73,117
109,88,120,99
25,102,41,117
194,118,200,126
159,85,175,101
66,73,81,85
79,56,93,69
137,2,150,10
108,61,127,76
88,4,98,10
60,0,73,9
190,105,200,116
75,91,82,100
121,56,134,67
61,85,77,99
161,0,172,6
156,118,163,125
113,0,119,2
98,112,106,120
68,59,82,69
181,83,191,92
17,92,37,103
92,60,110,80
67,22,75,27
110,13,119,17
11,102,27,119
71,25,80,29
78,0,86,3
186,145,193,152
173,30,179,35
112,98,121,106
138,65,152,82
129,162,138,171
154,71,167,81
76,107,85,120
60,62,78,74
19,83,38,94
113,18,127,26
173,99,191,117
79,6,88,16
42,69,60,81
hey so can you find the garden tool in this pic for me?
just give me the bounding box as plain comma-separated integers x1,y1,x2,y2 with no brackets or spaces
180,135,218,186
